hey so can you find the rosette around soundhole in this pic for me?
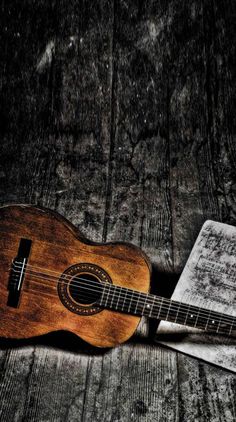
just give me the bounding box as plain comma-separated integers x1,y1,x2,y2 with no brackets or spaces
58,263,112,315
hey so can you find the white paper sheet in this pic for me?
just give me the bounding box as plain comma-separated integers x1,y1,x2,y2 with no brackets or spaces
156,220,236,372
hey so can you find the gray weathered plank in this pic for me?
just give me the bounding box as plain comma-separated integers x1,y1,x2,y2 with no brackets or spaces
0,0,114,242
98,2,179,421
81,344,178,422
0,0,236,421
0,1,115,421
168,0,236,271
103,0,173,272
178,355,236,422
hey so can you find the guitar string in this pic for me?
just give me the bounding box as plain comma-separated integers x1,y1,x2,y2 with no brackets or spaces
11,257,235,324
12,260,235,324
11,263,235,329
28,286,234,336
22,279,234,335
12,262,235,326
12,262,234,324
0,239,231,329
11,278,236,337
1,239,231,324
12,273,235,336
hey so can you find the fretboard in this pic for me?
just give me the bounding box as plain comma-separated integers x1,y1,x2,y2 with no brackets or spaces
98,284,235,337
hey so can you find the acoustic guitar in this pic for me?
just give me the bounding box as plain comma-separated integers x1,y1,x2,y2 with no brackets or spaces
0,205,235,347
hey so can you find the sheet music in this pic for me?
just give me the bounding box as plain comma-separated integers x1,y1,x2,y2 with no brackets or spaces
156,220,236,372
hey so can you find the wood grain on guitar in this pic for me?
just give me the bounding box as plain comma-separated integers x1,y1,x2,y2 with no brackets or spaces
0,205,235,348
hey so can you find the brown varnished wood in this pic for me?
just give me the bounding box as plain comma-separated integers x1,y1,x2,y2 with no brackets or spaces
0,205,151,348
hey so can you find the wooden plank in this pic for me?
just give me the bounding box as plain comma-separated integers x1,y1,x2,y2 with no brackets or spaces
0,0,235,421
97,2,179,421
22,346,90,421
104,2,236,422
178,355,236,422
103,0,173,272
81,344,178,422
168,0,236,271
0,344,89,421
167,2,236,421
0,0,114,241
0,342,179,422
0,1,114,421
0,348,35,421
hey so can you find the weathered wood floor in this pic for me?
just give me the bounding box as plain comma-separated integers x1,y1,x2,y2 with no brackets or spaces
0,0,236,420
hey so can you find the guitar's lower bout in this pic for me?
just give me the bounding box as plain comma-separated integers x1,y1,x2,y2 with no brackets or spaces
0,204,151,348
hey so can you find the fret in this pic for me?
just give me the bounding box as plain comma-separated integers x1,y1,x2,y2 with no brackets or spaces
147,296,154,317
228,320,235,336
97,285,235,338
104,283,111,307
165,301,171,321
216,313,223,333
142,294,148,315
144,296,155,317
205,314,218,332
156,297,164,319
174,302,181,323
205,308,212,330
134,293,141,314
115,286,122,310
183,303,190,325
99,283,106,304
127,290,134,313
150,296,155,317
188,311,197,326
121,288,127,312
185,306,199,327
185,306,215,331
194,306,200,328
173,303,197,327
110,285,117,308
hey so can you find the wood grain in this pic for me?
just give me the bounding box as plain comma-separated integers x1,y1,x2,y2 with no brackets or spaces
168,0,236,271
0,205,151,347
178,355,236,421
0,0,235,421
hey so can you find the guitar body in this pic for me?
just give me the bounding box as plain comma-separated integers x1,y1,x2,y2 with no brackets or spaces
0,205,151,347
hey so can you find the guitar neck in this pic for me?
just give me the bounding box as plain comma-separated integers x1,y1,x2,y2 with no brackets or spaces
98,283,236,336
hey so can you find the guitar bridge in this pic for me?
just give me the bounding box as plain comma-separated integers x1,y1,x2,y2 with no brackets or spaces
7,238,32,308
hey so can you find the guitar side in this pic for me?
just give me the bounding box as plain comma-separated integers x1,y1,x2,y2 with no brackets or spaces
0,205,151,347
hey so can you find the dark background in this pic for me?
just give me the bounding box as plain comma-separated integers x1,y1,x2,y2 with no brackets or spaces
0,1,235,421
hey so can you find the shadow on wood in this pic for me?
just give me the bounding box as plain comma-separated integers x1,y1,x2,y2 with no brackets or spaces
148,265,180,339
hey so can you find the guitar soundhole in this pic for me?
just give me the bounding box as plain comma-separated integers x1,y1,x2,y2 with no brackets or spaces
68,273,101,305
58,263,112,315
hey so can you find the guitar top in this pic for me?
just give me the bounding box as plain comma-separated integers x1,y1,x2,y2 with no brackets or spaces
0,204,151,347
0,204,235,348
